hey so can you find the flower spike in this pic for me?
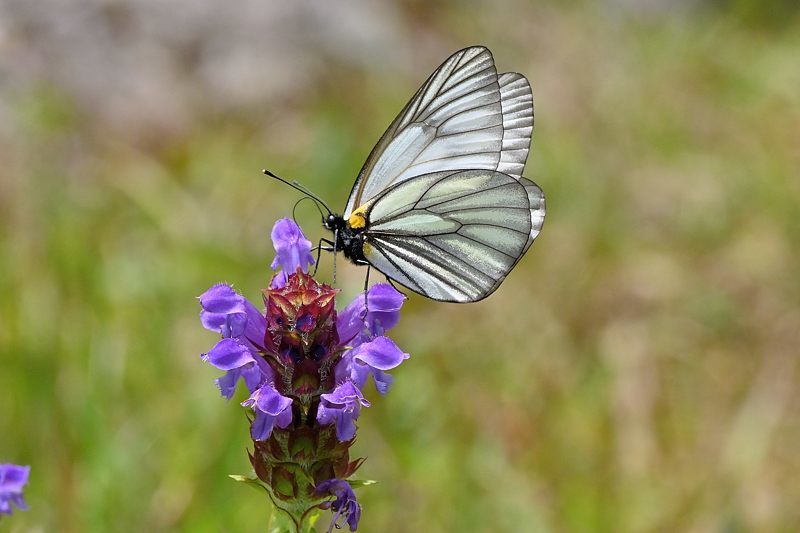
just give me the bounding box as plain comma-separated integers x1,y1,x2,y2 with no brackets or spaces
198,218,409,529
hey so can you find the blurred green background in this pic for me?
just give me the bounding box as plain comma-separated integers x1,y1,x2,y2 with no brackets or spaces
2,1,799,531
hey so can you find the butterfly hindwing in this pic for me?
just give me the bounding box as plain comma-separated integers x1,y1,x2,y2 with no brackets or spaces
497,72,534,177
360,169,540,302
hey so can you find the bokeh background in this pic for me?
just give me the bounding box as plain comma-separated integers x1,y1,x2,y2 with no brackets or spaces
2,1,799,531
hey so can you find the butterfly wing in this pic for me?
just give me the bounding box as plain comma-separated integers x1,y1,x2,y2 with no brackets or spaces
360,169,545,303
497,73,534,178
344,46,534,217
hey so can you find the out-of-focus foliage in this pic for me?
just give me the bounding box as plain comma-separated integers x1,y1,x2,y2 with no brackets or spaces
1,1,799,531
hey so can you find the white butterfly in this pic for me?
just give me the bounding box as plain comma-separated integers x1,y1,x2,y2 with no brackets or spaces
316,46,545,302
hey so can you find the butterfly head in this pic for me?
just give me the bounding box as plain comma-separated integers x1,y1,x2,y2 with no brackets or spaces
323,213,345,232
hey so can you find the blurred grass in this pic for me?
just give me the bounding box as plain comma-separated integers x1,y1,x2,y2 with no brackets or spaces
1,2,800,532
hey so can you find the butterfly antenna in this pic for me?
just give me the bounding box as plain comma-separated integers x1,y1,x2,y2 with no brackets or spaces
293,196,325,223
262,169,333,217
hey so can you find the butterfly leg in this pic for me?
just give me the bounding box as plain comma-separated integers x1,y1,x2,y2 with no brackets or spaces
362,264,371,320
313,238,336,276
333,229,338,285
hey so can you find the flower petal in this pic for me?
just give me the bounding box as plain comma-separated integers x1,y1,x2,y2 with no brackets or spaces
275,405,293,429
239,300,269,348
250,410,277,442
242,383,293,441
205,339,272,399
270,218,314,276
320,380,370,408
333,352,353,385
371,369,394,396
242,361,267,392
338,337,408,395
270,271,288,290
351,336,409,371
254,384,293,416
0,465,29,491
199,283,243,314
336,294,366,346
333,410,357,442
0,464,30,516
349,360,370,390
200,284,246,335
365,283,405,333
200,284,267,351
214,369,242,400
317,381,369,442
336,283,406,346
316,479,361,532
203,338,255,371
316,402,335,426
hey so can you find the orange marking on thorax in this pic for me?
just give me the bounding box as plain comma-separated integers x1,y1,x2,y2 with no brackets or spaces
347,205,369,229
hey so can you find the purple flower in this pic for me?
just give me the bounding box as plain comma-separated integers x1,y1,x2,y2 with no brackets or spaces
241,383,293,441
0,464,29,517
336,336,409,395
198,217,411,528
200,283,267,352
202,338,267,399
199,284,271,398
270,218,315,289
316,478,361,532
317,381,370,442
337,283,405,348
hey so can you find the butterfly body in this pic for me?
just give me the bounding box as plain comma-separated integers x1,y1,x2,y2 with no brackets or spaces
324,214,369,265
318,46,545,303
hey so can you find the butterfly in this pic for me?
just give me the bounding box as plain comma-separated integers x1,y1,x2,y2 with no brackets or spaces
271,46,545,303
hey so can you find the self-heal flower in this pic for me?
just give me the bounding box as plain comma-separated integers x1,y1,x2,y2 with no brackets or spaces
270,217,315,289
317,381,370,442
0,464,30,517
336,336,409,395
198,218,409,530
316,478,361,532
242,383,293,441
202,337,266,399
200,283,267,351
200,283,271,399
337,283,405,348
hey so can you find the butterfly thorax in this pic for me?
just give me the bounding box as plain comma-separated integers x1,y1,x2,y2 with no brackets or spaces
324,214,368,265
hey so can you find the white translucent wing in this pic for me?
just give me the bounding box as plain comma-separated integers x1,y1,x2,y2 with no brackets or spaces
361,169,542,303
518,177,545,254
344,46,534,217
497,73,534,177
485,176,545,297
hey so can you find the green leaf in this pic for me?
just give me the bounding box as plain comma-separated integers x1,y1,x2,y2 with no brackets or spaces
347,478,378,488
229,474,271,495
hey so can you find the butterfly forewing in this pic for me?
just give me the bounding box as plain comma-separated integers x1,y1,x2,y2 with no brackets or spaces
361,169,537,302
344,46,534,218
